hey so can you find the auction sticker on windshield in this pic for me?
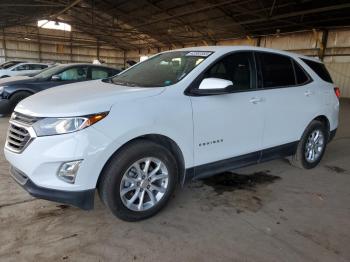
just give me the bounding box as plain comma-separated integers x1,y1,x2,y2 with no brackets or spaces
186,51,213,57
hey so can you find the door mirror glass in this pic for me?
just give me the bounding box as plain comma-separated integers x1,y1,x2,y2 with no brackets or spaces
51,75,61,81
199,78,233,90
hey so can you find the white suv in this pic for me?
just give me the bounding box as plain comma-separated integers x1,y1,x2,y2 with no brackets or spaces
4,46,339,221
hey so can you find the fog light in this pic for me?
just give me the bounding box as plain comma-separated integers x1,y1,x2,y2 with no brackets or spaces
57,160,82,184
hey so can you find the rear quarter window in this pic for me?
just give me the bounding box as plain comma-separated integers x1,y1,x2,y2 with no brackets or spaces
301,58,333,83
293,60,310,85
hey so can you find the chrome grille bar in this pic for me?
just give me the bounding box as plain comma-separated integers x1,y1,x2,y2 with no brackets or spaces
6,112,39,153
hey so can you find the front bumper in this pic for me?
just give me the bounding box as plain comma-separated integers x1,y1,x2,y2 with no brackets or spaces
4,125,113,191
10,165,95,210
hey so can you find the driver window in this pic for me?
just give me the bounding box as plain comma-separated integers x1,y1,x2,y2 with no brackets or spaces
59,67,88,81
204,52,254,91
13,64,29,71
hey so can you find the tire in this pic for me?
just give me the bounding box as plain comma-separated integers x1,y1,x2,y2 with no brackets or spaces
289,120,328,169
9,91,32,114
98,139,179,221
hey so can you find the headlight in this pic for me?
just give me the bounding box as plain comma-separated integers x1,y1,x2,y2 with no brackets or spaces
0,86,6,95
33,112,108,136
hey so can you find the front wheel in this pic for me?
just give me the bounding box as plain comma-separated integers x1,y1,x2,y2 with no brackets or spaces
98,140,178,221
9,91,32,114
289,120,328,169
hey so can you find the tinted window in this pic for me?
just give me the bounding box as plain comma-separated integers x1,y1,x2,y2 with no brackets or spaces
109,69,120,76
91,67,109,80
258,52,295,88
204,52,254,91
28,64,47,70
58,67,88,81
301,58,333,83
14,64,30,71
293,60,309,85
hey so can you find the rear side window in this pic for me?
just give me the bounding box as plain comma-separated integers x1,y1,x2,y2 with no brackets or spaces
257,52,295,88
29,64,48,70
109,69,120,76
301,58,333,83
14,64,29,71
293,60,309,85
91,67,109,80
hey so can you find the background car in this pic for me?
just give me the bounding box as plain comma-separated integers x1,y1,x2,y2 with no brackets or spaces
0,60,26,69
0,62,50,78
0,63,121,115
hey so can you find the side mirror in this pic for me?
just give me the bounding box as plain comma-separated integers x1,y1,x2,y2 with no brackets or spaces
193,78,233,95
199,78,233,90
51,75,61,81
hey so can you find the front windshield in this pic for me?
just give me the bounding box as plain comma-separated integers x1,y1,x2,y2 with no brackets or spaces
35,65,63,79
112,51,212,87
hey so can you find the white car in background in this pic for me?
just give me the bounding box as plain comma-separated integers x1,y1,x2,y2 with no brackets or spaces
4,46,339,221
0,62,49,78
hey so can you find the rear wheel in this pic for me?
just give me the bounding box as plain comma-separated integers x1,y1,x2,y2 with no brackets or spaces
289,120,327,169
98,140,178,221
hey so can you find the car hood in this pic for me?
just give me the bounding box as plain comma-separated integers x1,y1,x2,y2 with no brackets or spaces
16,80,165,117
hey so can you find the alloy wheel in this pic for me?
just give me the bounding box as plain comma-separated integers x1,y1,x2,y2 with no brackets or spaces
120,157,169,211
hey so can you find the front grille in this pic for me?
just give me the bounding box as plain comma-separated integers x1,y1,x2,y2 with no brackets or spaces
7,124,31,152
6,112,39,153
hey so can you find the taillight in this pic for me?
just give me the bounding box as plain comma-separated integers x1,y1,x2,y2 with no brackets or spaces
334,87,340,98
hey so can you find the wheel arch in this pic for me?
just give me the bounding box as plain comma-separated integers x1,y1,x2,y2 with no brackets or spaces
313,115,330,139
8,89,34,99
97,133,186,188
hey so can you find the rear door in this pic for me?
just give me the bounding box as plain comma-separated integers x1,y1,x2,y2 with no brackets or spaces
190,51,265,168
10,64,30,76
255,52,319,154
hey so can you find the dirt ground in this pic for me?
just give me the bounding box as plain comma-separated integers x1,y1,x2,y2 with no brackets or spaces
0,99,349,262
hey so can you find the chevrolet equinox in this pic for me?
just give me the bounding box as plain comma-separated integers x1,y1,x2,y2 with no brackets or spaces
4,46,339,221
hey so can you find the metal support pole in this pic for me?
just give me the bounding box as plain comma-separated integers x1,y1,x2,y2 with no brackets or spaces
70,31,73,62
256,36,261,47
319,29,328,61
2,28,7,61
97,40,100,61
123,50,126,69
37,28,42,62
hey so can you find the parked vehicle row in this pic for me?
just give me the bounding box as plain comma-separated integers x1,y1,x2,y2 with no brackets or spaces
4,46,339,221
0,63,121,115
0,61,52,78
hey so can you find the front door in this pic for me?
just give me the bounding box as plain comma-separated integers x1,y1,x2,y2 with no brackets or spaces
190,52,265,171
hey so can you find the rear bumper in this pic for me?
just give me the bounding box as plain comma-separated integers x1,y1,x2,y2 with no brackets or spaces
10,166,95,210
0,99,10,115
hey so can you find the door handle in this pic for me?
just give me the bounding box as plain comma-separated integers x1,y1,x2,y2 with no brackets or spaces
304,90,313,96
249,97,264,104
